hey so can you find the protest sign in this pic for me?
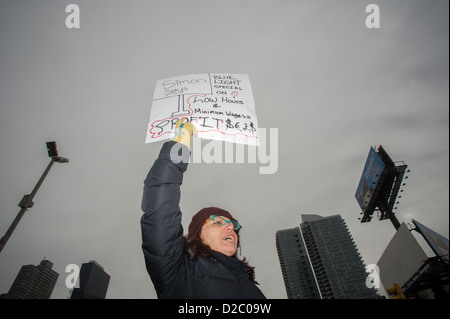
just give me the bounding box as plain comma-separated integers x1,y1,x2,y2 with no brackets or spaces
145,73,259,146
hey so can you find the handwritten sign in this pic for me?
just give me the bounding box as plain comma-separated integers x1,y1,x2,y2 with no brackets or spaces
145,73,259,146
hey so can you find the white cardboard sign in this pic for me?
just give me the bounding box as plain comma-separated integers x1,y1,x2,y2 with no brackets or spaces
145,73,259,146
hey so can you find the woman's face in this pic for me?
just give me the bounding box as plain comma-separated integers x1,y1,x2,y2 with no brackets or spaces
200,216,238,257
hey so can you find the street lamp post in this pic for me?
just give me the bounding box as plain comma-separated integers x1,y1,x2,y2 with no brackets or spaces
0,141,69,254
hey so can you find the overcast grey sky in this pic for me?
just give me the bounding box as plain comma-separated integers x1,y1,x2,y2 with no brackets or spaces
0,0,448,299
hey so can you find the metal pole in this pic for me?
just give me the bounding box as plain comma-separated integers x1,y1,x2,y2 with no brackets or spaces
379,199,401,230
0,158,56,254
388,209,401,230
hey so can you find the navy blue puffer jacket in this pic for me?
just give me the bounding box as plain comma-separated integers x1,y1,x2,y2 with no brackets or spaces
141,141,265,299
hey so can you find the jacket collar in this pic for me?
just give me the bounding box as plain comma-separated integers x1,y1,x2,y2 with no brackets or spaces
210,250,246,273
210,251,259,285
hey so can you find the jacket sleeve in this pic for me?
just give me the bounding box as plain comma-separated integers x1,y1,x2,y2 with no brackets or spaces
140,141,189,298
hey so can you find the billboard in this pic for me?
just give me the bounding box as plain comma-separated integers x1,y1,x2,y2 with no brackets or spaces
377,223,428,289
412,219,449,259
355,147,386,213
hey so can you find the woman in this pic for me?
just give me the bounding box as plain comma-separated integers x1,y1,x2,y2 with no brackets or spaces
140,119,265,299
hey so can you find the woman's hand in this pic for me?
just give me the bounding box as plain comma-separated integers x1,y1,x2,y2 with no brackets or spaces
173,118,197,149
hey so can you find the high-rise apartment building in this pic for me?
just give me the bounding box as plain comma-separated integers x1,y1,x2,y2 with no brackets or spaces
5,258,59,299
276,227,321,299
70,260,110,299
276,214,379,299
